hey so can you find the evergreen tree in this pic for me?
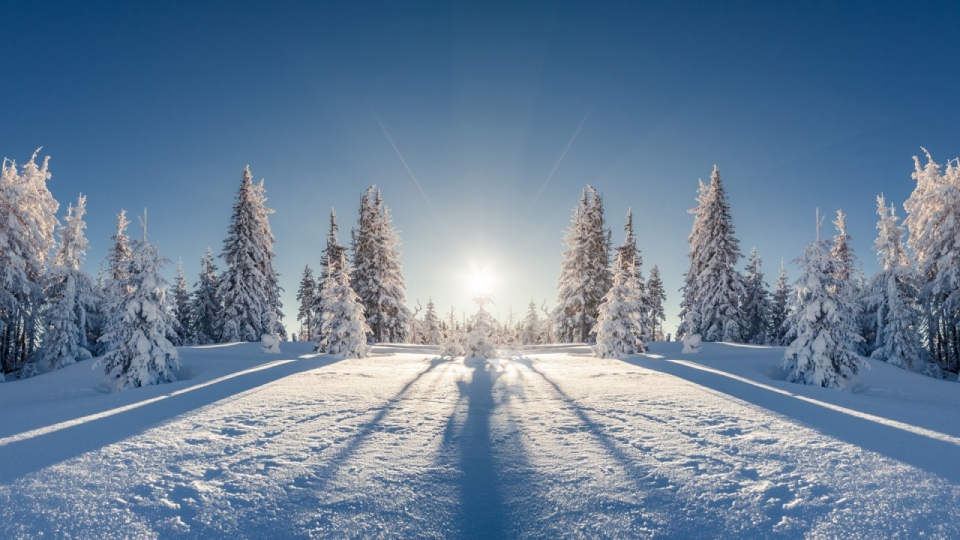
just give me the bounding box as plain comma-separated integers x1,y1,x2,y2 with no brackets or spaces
741,248,773,344
171,260,192,346
33,195,99,373
296,265,317,343
421,298,443,346
647,265,666,341
678,166,745,342
217,166,284,343
903,150,960,371
782,225,864,389
593,248,647,358
97,229,180,390
465,295,498,359
520,299,542,345
0,151,60,377
829,209,864,353
769,261,793,345
554,186,611,342
190,248,220,345
351,187,411,343
316,252,371,358
863,195,935,374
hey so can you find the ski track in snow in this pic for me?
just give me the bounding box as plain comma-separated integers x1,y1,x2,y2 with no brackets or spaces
1,342,959,538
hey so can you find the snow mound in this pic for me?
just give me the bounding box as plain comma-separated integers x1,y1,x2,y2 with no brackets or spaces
682,333,702,353
260,334,281,354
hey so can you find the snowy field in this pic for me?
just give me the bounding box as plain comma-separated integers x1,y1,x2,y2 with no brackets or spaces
2,342,960,538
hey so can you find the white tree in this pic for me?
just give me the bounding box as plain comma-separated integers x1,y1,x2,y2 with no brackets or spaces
782,220,864,390
520,299,542,345
647,265,666,341
97,224,180,390
741,248,773,344
593,247,647,358
351,187,411,343
769,261,792,345
0,150,60,377
189,248,220,345
421,298,443,345
465,295,498,359
296,264,317,342
317,253,371,358
171,259,192,346
218,166,283,343
554,186,611,342
32,195,99,373
864,195,937,374
679,166,745,342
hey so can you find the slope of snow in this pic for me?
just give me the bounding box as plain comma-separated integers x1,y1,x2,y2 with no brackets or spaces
1,341,959,537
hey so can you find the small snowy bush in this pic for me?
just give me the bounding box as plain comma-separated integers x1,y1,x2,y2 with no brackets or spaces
682,334,702,353
261,333,281,354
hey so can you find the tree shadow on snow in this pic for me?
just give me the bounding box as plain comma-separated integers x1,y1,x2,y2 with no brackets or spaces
0,354,348,485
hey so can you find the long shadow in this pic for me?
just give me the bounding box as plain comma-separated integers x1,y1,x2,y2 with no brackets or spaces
623,355,960,483
0,353,349,485
441,357,505,540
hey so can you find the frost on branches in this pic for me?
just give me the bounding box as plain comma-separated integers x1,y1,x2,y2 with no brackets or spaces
96,234,180,390
171,259,192,346
351,187,411,343
316,252,371,359
863,195,938,375
218,166,284,343
189,248,220,345
520,299,542,345
0,150,60,377
782,234,864,390
769,262,793,346
296,264,317,344
647,265,666,342
741,248,773,345
465,295,498,359
679,166,745,343
593,247,647,358
420,298,443,346
554,186,611,343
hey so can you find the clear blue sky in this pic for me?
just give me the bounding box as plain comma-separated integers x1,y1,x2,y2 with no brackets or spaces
2,1,959,334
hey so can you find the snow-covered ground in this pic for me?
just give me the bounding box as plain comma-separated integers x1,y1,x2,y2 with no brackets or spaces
2,341,960,538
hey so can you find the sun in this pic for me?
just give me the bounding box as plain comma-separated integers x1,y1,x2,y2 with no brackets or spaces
469,267,494,295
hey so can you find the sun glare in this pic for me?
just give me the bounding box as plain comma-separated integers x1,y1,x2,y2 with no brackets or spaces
469,267,494,295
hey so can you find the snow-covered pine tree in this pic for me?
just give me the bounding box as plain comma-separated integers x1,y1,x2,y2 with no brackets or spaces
217,166,284,343
593,246,647,358
678,166,746,342
97,224,180,390
782,218,865,389
316,252,371,358
351,187,411,343
0,151,60,377
829,209,865,353
904,150,960,371
554,186,611,342
769,261,793,345
520,299,541,345
421,298,443,345
647,265,666,341
863,195,936,374
741,248,773,345
465,295,498,359
31,195,99,374
189,248,220,345
171,260,192,346
296,265,317,343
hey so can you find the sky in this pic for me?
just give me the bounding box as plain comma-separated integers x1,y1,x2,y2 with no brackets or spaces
2,0,959,336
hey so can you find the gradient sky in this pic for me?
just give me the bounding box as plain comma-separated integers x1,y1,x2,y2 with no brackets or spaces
2,1,959,335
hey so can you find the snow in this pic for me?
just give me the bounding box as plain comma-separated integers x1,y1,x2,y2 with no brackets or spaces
3,341,960,537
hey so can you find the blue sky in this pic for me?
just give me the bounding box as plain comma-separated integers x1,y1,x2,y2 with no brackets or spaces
2,1,959,334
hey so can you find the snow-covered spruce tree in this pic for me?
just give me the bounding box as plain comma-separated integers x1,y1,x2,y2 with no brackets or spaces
189,248,220,345
904,150,960,371
647,265,667,341
520,299,542,345
97,230,180,390
0,151,60,377
32,195,100,374
830,211,863,349
421,298,443,346
678,166,746,342
351,187,411,343
217,166,284,343
465,295,498,359
863,195,936,374
316,252,371,358
593,247,647,358
296,265,317,343
769,261,793,345
741,248,773,345
554,186,611,343
782,224,864,389
171,260,192,346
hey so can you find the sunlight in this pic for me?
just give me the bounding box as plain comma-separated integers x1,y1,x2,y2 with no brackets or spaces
468,266,495,295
